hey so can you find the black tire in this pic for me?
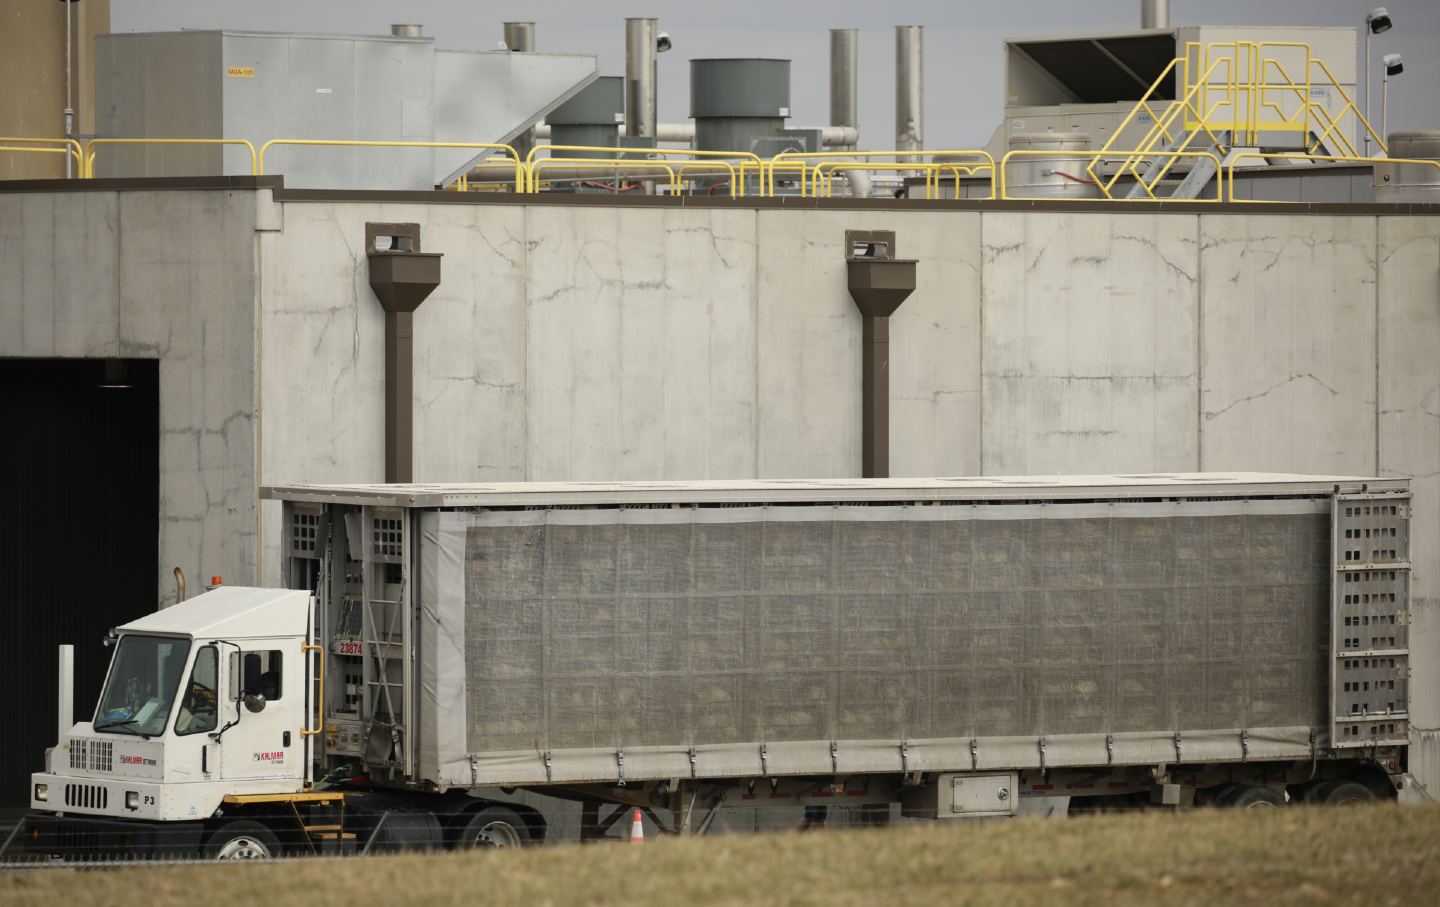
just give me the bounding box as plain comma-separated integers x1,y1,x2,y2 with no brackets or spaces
1302,781,1338,805
1320,781,1377,806
1208,783,1243,807
457,806,531,849
1226,785,1287,809
206,819,280,860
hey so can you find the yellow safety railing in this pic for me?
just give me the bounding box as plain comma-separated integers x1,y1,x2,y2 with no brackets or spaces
529,158,683,195
259,140,523,191
1226,152,1439,203
1004,149,1224,202
85,138,258,177
523,145,760,196
765,149,995,198
808,161,987,200
0,137,85,174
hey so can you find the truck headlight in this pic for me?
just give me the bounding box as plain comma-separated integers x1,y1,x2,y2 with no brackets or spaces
125,791,139,811
34,783,47,802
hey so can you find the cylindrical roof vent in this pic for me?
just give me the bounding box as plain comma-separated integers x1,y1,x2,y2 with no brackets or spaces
549,77,624,158
690,58,790,152
503,21,535,51
390,24,423,37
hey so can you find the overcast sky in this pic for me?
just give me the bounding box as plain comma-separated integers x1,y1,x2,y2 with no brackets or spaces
112,0,1439,150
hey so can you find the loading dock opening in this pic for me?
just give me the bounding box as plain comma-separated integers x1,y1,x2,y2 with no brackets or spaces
0,358,158,805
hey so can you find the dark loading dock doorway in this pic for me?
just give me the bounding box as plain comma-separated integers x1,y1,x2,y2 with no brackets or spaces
0,358,159,807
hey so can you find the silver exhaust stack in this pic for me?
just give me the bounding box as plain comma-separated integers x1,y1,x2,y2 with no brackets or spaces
1141,0,1170,29
625,18,658,141
895,26,924,164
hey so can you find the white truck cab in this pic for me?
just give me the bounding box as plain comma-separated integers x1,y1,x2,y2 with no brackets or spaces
29,587,318,849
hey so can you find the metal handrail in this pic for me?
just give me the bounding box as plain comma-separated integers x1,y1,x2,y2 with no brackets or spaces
528,158,681,195
0,137,85,175
85,138,258,177
1002,149,1225,202
259,140,522,191
676,161,740,197
806,161,984,199
300,642,324,738
525,145,762,195
767,149,995,198
1226,152,1439,203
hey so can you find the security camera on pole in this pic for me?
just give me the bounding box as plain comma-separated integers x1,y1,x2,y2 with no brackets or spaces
1382,53,1404,151
1364,7,1394,156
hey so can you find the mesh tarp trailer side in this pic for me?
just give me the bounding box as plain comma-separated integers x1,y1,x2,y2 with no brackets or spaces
417,497,1334,787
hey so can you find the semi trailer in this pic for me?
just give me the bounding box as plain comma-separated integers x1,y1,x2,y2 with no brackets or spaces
24,474,1417,858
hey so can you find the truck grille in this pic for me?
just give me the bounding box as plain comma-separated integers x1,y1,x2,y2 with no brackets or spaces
68,739,114,773
63,783,109,810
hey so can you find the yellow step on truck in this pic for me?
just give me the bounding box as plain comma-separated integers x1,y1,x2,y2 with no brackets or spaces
25,474,1416,858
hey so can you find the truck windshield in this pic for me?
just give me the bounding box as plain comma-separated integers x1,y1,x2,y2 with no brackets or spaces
93,635,193,738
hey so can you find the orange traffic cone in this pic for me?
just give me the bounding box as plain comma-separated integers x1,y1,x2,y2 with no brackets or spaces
628,808,645,843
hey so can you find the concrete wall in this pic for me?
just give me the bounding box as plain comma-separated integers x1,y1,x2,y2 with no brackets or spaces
0,188,259,603
253,196,1438,797
4,186,1435,795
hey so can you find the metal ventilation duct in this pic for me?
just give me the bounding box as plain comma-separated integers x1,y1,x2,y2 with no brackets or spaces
690,58,790,152
547,76,623,157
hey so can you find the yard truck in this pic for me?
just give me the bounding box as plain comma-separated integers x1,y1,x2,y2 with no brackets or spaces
23,474,1418,858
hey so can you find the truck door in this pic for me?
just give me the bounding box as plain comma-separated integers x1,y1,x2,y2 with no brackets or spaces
220,639,304,782
169,644,223,783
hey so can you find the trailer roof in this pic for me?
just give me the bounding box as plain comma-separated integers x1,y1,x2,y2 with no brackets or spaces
259,473,1406,508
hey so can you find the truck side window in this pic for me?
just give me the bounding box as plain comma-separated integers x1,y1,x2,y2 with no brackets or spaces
242,650,284,702
175,646,218,736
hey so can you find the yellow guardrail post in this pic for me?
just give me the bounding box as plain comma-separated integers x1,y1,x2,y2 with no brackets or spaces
0,137,85,176
259,140,522,191
85,138,258,178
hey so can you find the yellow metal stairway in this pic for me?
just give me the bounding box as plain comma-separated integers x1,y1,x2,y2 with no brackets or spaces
1089,40,1388,201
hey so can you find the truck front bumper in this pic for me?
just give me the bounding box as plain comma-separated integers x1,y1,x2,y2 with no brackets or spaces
22,812,205,859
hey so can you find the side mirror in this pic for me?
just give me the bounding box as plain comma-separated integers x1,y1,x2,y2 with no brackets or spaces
242,692,267,714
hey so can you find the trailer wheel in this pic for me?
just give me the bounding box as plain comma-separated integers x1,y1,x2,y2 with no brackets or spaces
206,820,280,860
1225,785,1286,809
1319,782,1376,806
457,806,531,849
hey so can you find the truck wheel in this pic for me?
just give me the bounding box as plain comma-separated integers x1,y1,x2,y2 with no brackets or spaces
206,820,280,860
1301,781,1338,805
1225,785,1286,809
1207,784,1242,807
1320,782,1376,806
458,806,531,849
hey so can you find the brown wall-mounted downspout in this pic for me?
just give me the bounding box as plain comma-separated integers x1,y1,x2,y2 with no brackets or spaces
845,230,916,479
366,223,442,483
